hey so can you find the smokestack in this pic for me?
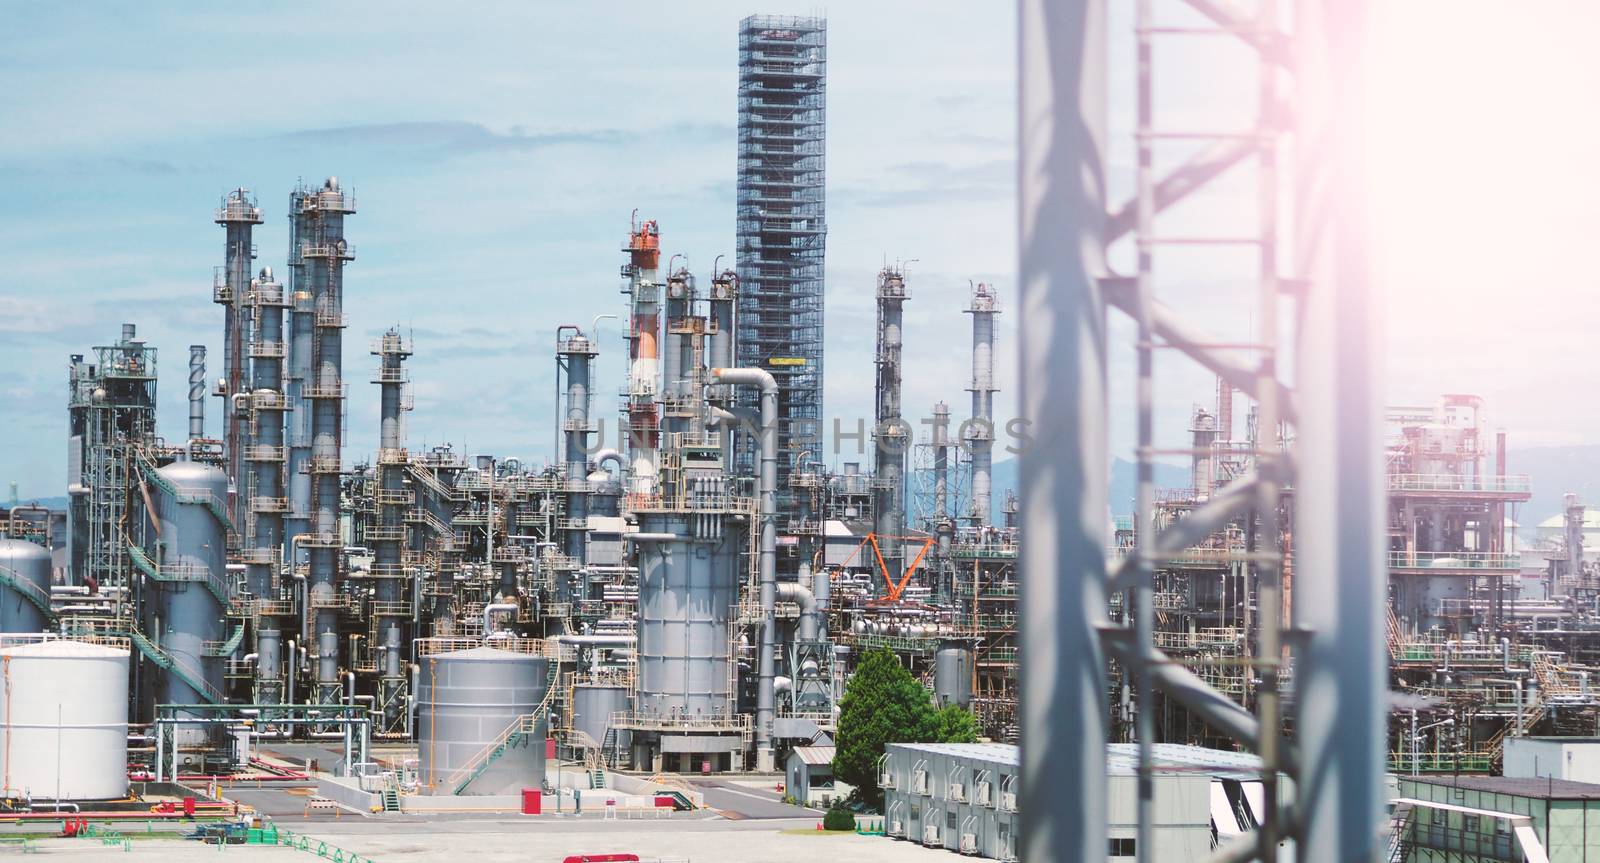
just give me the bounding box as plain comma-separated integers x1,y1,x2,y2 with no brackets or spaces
625,217,662,496
121,323,136,343
188,345,206,441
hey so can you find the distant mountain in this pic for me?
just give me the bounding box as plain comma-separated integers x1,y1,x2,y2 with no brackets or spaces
7,495,67,511
910,455,1189,526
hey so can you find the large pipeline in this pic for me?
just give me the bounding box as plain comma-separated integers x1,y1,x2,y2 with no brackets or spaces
714,366,777,771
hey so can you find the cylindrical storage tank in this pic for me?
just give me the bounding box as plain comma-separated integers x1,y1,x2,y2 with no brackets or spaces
570,684,631,754
635,513,739,718
0,639,130,799
418,647,549,796
0,539,52,634
148,462,228,706
935,642,973,709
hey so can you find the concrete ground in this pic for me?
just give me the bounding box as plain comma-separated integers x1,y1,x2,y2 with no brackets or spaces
0,817,947,863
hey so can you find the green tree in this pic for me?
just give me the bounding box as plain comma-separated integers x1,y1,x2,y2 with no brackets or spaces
832,648,940,808
934,704,980,743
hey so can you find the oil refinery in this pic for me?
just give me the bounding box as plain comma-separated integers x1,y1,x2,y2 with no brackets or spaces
5,3,1600,863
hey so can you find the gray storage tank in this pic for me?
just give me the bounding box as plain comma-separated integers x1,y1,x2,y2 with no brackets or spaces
0,539,53,633
635,512,740,719
418,646,550,795
570,683,631,754
935,641,973,709
147,461,229,705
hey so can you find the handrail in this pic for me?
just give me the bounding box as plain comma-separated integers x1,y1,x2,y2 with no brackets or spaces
128,630,222,704
0,562,55,622
1388,473,1531,494
1388,550,1519,570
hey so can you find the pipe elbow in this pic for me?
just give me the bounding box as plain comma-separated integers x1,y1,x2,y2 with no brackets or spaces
589,448,625,472
712,367,777,394
776,582,816,615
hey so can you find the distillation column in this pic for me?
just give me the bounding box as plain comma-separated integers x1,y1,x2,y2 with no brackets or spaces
246,267,290,706
215,190,263,527
873,268,909,589
298,178,355,707
372,329,412,731
284,190,314,553
624,219,662,498
964,283,999,527
558,327,598,607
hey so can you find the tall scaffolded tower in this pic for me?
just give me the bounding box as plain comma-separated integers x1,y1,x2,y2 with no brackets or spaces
872,268,908,590
68,324,159,591
735,15,826,504
295,178,355,707
214,189,264,531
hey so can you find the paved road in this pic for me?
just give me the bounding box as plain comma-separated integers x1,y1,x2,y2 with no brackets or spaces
688,778,822,820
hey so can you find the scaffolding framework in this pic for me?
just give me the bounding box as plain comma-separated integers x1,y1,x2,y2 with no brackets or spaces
735,14,826,503
1018,1,1382,861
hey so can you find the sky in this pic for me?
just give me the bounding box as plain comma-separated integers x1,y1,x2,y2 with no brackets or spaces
2,2,1598,499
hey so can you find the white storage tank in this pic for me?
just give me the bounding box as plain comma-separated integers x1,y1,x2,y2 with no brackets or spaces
0,638,130,799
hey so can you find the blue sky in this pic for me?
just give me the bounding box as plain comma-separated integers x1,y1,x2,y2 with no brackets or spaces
4,2,1599,499
0,3,1018,496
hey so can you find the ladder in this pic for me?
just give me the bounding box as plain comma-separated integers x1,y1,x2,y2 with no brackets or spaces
380,787,401,813
1384,801,1413,863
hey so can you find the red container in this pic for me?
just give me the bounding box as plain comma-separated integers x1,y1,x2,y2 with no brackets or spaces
545,738,556,759
182,797,196,818
521,788,542,815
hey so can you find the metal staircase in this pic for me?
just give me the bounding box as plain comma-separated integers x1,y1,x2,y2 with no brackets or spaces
447,713,542,795
129,544,233,609
380,787,401,813
1384,801,1413,863
587,769,606,790
0,561,56,624
128,630,223,704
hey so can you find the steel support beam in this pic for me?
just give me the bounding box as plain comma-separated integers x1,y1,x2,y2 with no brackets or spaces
1018,0,1109,859
1293,0,1385,860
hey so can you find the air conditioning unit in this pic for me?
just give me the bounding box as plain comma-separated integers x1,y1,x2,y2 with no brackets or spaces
913,769,930,795
880,770,896,789
960,832,978,855
889,819,904,838
1002,791,1017,812
976,780,993,807
950,782,967,802
923,823,942,846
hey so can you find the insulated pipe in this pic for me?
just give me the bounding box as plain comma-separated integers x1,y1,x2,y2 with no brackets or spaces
778,582,818,643
714,366,778,771
623,533,680,543
589,449,625,474
482,602,518,636
188,346,206,442
557,634,638,646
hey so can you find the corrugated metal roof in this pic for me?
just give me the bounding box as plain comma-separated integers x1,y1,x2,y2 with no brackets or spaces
793,745,835,765
887,742,1262,778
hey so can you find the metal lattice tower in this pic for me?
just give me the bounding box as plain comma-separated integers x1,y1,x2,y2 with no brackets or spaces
67,323,158,592
735,15,826,503
1018,1,1382,861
